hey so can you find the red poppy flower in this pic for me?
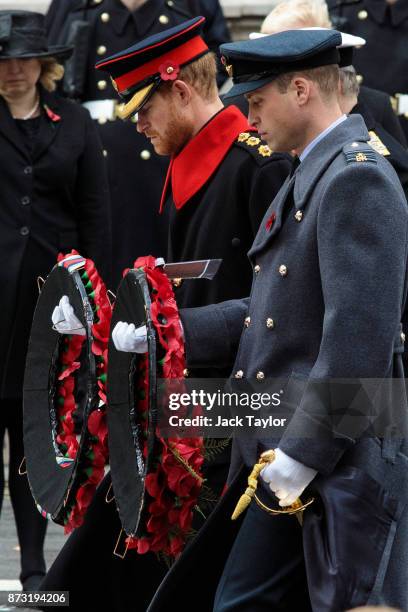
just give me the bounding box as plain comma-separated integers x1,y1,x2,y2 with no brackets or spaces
44,104,61,122
266,212,276,231
159,60,180,81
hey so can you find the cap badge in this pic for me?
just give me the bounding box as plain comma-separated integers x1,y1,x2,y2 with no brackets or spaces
221,56,233,77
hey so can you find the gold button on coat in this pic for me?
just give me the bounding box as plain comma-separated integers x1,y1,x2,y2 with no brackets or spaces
401,332,406,343
103,149,108,157
97,45,107,55
94,0,103,4
266,318,275,329
159,14,169,24
244,316,251,328
358,10,368,19
140,149,151,160
295,210,303,222
254,264,261,274
183,368,189,377
101,12,110,22
172,278,183,288
356,74,363,84
97,79,107,90
98,116,107,125
235,370,244,379
256,371,265,381
279,264,288,277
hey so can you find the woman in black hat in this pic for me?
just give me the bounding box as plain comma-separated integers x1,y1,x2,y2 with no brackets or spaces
0,10,111,591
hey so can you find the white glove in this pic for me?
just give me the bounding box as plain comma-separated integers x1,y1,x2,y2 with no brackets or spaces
261,448,317,507
112,321,148,353
51,295,86,336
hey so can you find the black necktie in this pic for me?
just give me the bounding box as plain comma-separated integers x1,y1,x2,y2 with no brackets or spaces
290,155,301,177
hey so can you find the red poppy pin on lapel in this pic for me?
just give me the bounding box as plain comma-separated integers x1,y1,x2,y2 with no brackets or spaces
44,104,61,122
266,212,276,231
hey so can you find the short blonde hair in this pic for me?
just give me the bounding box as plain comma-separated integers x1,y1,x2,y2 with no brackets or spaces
261,0,332,34
39,57,64,92
161,52,218,102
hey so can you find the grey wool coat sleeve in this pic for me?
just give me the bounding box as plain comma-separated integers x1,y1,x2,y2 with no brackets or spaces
180,298,250,370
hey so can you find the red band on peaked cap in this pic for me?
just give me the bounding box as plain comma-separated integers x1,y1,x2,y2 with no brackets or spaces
113,36,208,93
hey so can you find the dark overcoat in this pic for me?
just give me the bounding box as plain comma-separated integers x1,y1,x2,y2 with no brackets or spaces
150,115,408,611
46,0,232,286
328,0,408,140
0,88,110,400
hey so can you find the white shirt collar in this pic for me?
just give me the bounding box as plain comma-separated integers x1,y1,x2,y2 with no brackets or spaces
299,115,347,162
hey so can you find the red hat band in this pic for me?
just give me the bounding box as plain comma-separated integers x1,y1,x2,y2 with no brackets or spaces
114,35,209,93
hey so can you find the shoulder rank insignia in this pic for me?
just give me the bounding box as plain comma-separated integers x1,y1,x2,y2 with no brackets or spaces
368,131,390,156
258,144,272,157
238,132,251,143
343,142,377,164
237,133,273,159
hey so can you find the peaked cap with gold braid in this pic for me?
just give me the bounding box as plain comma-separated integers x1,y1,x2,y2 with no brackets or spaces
95,16,209,120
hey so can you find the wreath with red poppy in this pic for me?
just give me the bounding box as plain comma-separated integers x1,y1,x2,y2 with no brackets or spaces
125,256,205,558
55,251,111,533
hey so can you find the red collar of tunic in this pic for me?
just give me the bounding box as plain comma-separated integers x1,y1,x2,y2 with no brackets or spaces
159,105,254,213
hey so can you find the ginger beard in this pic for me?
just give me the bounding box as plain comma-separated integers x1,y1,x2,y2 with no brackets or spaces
137,87,195,157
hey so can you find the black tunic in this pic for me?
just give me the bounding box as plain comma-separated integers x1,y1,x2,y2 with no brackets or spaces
165,106,292,310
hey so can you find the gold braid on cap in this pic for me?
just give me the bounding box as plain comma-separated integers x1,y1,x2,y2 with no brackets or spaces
116,82,156,120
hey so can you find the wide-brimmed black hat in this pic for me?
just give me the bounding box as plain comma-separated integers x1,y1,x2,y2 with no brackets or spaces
0,10,73,60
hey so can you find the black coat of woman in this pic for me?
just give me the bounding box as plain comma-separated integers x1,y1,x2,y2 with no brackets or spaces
0,85,111,399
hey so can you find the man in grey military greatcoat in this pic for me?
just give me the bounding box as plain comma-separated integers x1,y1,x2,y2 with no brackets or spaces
115,29,408,612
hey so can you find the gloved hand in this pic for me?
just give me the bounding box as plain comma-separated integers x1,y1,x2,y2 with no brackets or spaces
261,448,317,507
111,321,148,353
51,295,86,336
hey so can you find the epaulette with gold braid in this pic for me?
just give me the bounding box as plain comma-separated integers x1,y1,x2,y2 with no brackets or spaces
236,131,273,158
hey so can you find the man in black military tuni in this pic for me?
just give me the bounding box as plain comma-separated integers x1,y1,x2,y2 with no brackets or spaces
327,0,408,141
40,17,291,611
98,15,290,346
46,0,231,286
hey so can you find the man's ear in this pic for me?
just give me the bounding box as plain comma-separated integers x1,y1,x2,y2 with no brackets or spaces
291,76,312,107
171,79,192,107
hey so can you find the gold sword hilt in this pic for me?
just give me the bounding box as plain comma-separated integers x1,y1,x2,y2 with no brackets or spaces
231,449,313,523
